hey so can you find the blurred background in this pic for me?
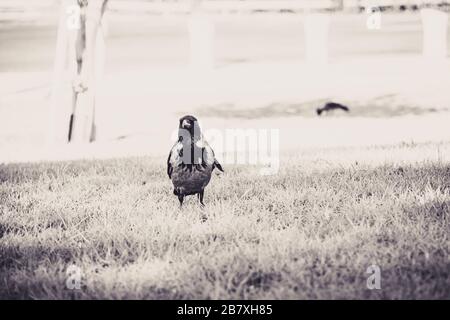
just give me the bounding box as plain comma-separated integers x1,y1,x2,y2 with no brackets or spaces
0,0,449,162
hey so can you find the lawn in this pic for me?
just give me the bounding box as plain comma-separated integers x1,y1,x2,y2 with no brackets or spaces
0,141,449,299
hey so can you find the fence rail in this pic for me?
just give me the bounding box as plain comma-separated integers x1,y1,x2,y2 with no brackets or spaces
0,0,449,15
106,0,450,14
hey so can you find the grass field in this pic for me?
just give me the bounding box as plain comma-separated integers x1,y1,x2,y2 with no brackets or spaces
1,6,449,300
1,141,449,299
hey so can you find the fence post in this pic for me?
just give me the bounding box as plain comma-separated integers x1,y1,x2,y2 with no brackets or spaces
70,0,107,143
420,7,448,62
47,0,75,146
188,0,215,71
304,7,330,65
48,0,107,145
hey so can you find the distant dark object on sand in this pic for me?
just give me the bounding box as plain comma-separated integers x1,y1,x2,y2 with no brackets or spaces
316,102,350,116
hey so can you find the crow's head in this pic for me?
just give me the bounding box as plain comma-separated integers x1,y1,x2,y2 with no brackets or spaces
178,115,202,142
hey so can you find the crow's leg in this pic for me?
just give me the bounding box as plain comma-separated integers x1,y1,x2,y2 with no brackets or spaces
198,191,207,222
197,190,205,207
178,194,185,207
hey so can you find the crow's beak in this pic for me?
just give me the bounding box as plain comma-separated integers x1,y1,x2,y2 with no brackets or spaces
182,119,192,129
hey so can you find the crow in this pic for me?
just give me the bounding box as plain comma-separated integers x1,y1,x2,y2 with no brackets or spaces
167,115,223,207
316,102,350,116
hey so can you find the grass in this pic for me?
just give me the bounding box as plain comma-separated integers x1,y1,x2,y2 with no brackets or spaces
0,142,449,299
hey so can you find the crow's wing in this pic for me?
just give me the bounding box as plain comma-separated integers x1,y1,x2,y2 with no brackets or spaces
167,142,182,179
203,140,224,173
213,158,224,172
167,150,173,179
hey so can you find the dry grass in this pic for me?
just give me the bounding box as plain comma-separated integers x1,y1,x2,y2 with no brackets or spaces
0,142,449,299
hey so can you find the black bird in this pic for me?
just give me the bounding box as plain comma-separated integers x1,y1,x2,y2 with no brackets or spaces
167,115,223,207
316,102,350,116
